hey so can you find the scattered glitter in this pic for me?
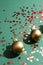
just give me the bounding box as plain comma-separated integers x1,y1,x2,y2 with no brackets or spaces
0,32,2,34
18,57,21,60
28,32,30,35
33,4,35,7
3,63,6,65
22,51,28,55
36,16,38,18
9,26,12,29
0,54,4,57
3,9,6,12
29,56,34,59
32,47,37,50
32,25,36,30
42,39,43,40
25,34,28,37
41,48,43,56
2,43,5,46
2,37,5,39
36,58,39,61
39,51,41,54
28,40,30,43
27,57,30,61
34,44,38,47
0,40,6,43
29,60,33,62
31,51,36,54
20,62,27,65
2,48,5,51
22,48,25,51
40,20,42,23
8,42,11,45
23,37,27,40
29,29,31,32
40,47,43,49
13,38,18,42
7,60,14,64
36,50,39,53
19,32,23,40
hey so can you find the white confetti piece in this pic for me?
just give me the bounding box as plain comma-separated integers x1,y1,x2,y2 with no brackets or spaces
29,60,33,62
40,20,42,23
42,39,43,40
29,29,31,32
40,47,43,56
32,47,37,51
22,51,28,55
31,52,34,54
28,32,30,35
40,47,43,49
27,58,30,61
29,56,34,59
28,40,30,42
31,51,36,54
29,26,31,28
25,35,28,37
39,51,41,54
36,16,38,18
36,58,39,61
36,50,39,53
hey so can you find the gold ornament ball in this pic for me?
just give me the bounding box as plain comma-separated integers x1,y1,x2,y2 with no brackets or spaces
12,41,24,54
31,29,42,42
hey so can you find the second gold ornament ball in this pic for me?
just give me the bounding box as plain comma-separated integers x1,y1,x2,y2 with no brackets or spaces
31,29,42,42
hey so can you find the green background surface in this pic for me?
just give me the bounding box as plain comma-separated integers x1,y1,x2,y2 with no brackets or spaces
0,0,43,65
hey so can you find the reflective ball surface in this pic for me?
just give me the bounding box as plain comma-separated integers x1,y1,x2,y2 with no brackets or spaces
12,41,24,54
31,29,42,42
